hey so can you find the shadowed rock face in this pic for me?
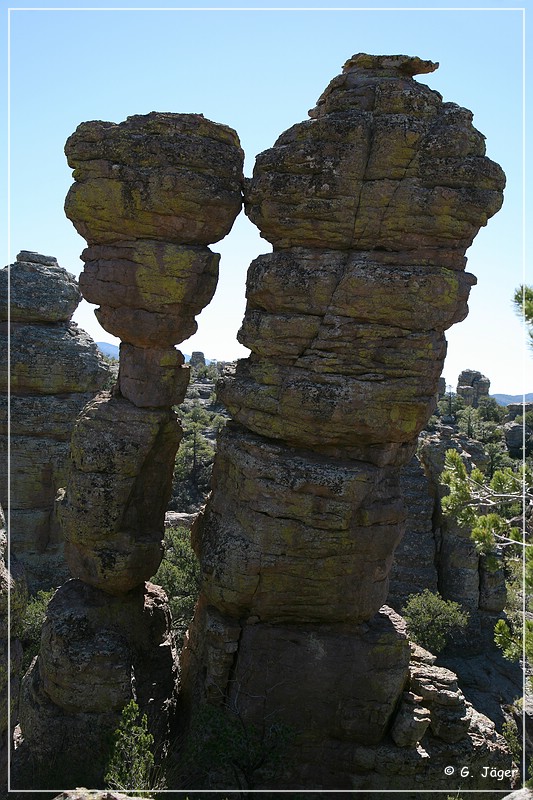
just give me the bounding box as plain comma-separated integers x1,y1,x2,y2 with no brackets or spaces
15,113,244,790
0,251,110,591
0,504,27,790
181,54,508,789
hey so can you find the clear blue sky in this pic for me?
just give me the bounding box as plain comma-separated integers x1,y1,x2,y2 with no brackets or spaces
4,1,529,394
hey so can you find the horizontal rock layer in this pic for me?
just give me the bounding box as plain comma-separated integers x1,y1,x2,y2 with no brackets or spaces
193,423,406,623
1,254,110,591
2,322,108,395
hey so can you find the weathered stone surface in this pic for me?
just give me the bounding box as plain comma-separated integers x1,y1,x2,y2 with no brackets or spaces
14,110,245,792
505,401,533,422
389,423,507,658
118,343,189,407
194,423,405,623
2,322,108,395
183,603,410,746
388,453,438,608
504,420,530,458
0,254,110,592
16,580,178,789
0,251,80,323
183,52,506,789
219,356,438,455
0,393,100,440
390,692,431,747
246,54,504,256
59,393,181,593
65,112,244,246
80,242,219,346
189,350,206,367
417,426,506,622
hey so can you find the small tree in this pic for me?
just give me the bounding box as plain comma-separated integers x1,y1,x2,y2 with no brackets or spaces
105,700,164,797
180,703,293,791
153,526,200,640
403,589,469,653
514,284,533,350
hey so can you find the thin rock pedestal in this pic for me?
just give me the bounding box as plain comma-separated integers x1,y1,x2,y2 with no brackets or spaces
181,54,510,791
15,112,244,789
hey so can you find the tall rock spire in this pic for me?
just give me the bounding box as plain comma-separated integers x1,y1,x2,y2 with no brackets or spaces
181,53,508,790
14,112,244,789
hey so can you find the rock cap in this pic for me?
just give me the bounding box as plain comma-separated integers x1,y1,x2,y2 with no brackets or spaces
342,53,439,76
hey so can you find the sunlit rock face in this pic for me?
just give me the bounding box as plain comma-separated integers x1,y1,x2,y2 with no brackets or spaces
15,113,244,789
182,53,508,789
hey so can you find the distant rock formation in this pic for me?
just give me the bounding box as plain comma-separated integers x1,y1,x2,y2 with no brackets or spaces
189,351,206,368
457,369,490,407
14,113,244,789
181,53,509,789
0,251,110,591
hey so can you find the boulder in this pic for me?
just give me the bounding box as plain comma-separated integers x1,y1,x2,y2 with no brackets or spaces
0,250,80,323
64,112,244,246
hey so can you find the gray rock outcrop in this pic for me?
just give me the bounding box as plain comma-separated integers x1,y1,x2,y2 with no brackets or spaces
0,251,110,591
180,53,510,790
456,369,490,407
390,425,507,650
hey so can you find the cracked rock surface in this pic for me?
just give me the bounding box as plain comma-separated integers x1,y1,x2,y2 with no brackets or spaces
181,53,509,790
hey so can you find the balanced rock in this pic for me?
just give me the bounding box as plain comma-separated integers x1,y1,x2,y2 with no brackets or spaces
0,250,80,323
246,53,503,258
15,112,244,790
182,53,506,788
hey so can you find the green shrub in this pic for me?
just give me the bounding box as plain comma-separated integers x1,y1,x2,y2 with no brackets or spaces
20,588,56,672
105,699,165,797
153,526,200,640
403,589,469,654
179,703,294,790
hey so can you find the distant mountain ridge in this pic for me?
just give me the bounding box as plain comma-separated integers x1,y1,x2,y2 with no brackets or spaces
97,342,213,364
96,342,119,359
492,393,533,406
